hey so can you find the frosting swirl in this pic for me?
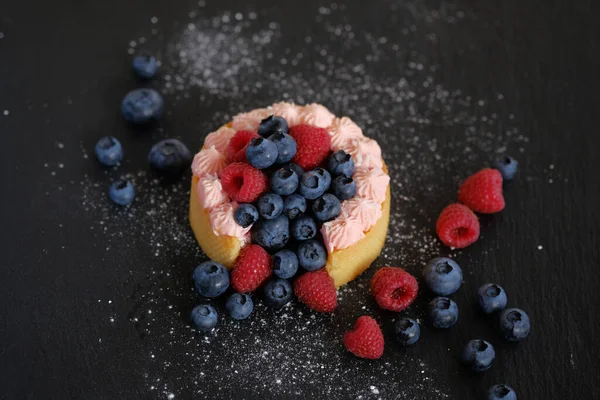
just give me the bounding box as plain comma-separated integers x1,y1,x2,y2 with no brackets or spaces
328,117,364,152
197,174,229,210
231,108,272,132
191,146,228,178
209,202,252,238
271,102,302,126
204,126,236,154
299,103,335,128
321,216,366,253
340,198,383,232
353,166,390,203
344,137,383,169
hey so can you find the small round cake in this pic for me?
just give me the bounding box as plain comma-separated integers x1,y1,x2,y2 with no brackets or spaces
189,102,390,288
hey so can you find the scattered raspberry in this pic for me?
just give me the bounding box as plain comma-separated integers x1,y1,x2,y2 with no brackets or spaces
293,269,338,313
458,168,505,214
289,124,332,170
220,162,268,203
231,244,272,292
436,203,480,248
371,267,418,312
343,316,384,359
227,130,259,163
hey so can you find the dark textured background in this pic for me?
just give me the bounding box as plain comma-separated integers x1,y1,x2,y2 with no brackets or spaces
1,0,599,399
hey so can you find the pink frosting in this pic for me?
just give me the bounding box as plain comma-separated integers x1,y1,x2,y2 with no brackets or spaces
344,137,383,169
191,146,228,178
340,198,383,232
353,166,390,203
271,102,302,126
321,216,366,253
299,103,335,128
328,117,364,152
204,126,236,154
231,108,272,132
197,174,229,210
209,202,252,239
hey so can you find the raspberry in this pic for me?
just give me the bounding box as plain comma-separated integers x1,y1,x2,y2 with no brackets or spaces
293,269,337,313
436,204,480,249
227,130,259,163
231,244,272,292
289,124,331,170
371,267,418,312
343,316,384,359
458,168,505,214
220,162,268,203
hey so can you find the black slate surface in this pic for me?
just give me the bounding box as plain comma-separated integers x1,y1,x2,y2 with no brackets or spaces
1,0,599,399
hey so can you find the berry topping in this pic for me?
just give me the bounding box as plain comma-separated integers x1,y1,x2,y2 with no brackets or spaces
293,269,337,313
461,339,496,372
343,316,384,359
220,162,268,203
251,214,290,251
193,261,230,298
458,168,505,214
428,297,459,328
95,136,123,166
299,168,331,200
498,308,530,341
331,175,357,200
493,155,518,181
487,384,517,400
264,278,294,307
132,53,158,79
282,162,304,179
283,194,307,219
436,204,480,249
291,215,318,241
422,257,463,296
312,193,342,222
246,137,279,169
270,167,299,195
370,267,418,312
297,239,327,271
394,318,421,346
148,138,192,175
121,88,164,124
327,150,355,177
190,305,218,332
108,179,135,206
289,124,331,170
231,244,272,293
233,203,259,228
226,293,254,320
272,249,299,279
477,283,508,314
257,193,284,220
269,132,297,164
258,115,289,137
227,130,259,162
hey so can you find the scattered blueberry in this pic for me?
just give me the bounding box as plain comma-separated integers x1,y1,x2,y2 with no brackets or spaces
314,167,332,189
494,156,518,181
272,250,299,279
291,215,318,241
330,175,357,200
394,318,421,346
268,132,297,164
299,168,331,200
283,162,304,179
192,261,230,298
94,136,123,166
257,193,284,220
327,150,355,177
297,239,327,271
283,194,307,220
258,115,288,137
477,283,508,314
271,167,299,196
190,305,217,332
234,203,259,228
428,297,459,328
121,88,164,124
498,308,530,341
226,293,254,320
132,54,158,79
312,193,341,222
461,339,496,372
108,179,135,206
246,137,278,169
264,278,294,307
422,257,463,296
487,384,517,400
148,138,192,174
251,214,290,251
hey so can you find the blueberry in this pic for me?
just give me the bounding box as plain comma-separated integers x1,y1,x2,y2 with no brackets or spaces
246,137,278,169
477,283,507,314
108,179,135,206
487,384,517,400
190,305,217,332
272,250,299,279
258,115,288,137
268,132,297,164
498,308,530,341
428,297,459,328
291,215,318,241
330,175,357,200
327,150,355,177
251,214,290,251
299,168,331,200
422,257,463,296
283,194,307,219
257,193,284,220
394,318,421,346
148,138,192,174
271,167,299,196
192,261,230,298
461,339,496,372
132,53,158,79
264,278,294,307
312,193,341,222
121,88,164,124
283,162,304,179
297,239,327,271
494,156,518,181
234,203,259,228
226,293,254,320
95,136,123,166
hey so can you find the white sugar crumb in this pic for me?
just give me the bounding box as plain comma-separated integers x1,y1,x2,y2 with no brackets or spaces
3,110,9,116
537,245,543,250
